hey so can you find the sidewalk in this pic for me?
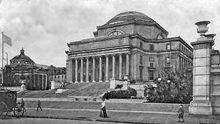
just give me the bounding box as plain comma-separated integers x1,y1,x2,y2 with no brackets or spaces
19,107,219,124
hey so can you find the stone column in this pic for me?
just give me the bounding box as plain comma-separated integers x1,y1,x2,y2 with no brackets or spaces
80,58,83,83
86,57,89,83
189,21,214,115
45,74,48,89
112,55,115,79
99,56,102,82
66,59,73,83
92,57,95,82
105,55,109,82
126,54,130,76
75,58,78,83
42,74,44,90
119,54,122,79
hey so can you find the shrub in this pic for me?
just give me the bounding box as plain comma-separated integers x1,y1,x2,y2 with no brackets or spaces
146,69,193,104
104,87,137,99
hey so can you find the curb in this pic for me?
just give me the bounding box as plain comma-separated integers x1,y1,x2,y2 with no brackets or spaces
27,107,179,115
20,115,158,124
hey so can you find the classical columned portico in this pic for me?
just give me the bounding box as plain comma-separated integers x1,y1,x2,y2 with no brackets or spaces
71,52,130,83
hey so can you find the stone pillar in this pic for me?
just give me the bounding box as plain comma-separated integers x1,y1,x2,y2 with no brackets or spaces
92,57,95,82
80,58,83,83
45,74,48,89
99,56,102,82
105,55,109,82
126,54,130,76
189,21,215,115
75,58,78,83
42,74,44,90
112,55,115,79
119,54,122,79
66,59,73,83
86,57,89,83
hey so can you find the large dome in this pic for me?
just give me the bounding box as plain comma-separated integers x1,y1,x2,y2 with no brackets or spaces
97,11,168,35
10,48,35,65
106,11,155,25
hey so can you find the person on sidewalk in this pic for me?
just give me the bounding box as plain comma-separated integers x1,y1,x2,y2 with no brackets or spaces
21,98,26,112
36,100,42,111
100,98,108,118
177,104,184,122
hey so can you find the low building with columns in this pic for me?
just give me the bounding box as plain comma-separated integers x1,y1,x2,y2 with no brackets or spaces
3,48,64,90
66,11,193,84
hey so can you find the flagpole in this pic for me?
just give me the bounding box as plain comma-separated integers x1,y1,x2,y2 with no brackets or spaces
1,32,4,86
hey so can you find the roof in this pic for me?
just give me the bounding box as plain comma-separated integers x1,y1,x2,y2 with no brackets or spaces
10,48,35,64
97,11,168,35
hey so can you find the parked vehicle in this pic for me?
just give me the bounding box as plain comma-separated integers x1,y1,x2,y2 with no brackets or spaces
0,89,24,118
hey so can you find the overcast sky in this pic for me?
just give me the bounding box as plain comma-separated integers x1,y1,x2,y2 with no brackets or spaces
0,0,219,67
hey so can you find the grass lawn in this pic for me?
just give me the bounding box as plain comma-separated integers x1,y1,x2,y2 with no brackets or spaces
23,100,189,113
20,108,219,124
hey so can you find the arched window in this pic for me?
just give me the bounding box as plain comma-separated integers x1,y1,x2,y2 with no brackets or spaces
108,30,124,36
157,33,164,39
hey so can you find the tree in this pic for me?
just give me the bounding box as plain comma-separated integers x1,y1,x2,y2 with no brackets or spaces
146,68,193,104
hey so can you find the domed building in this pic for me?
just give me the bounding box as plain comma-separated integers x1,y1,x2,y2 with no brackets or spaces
66,11,193,85
10,48,35,66
3,48,48,90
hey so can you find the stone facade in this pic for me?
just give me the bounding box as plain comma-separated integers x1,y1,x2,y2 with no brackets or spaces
189,21,220,115
66,11,193,84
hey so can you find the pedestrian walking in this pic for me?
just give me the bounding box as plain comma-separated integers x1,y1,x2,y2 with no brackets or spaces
21,98,26,112
36,100,42,111
100,98,108,118
177,104,184,122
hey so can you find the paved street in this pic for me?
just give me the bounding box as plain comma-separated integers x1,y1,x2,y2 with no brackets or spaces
0,118,126,124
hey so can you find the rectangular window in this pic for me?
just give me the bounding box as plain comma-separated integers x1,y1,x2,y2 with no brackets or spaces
166,57,170,66
140,55,143,64
140,42,143,49
149,44,154,51
139,67,143,81
150,63,154,67
166,43,171,50
149,70,154,80
149,57,154,62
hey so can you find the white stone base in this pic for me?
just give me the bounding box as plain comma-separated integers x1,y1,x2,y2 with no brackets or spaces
189,100,213,115
56,89,68,93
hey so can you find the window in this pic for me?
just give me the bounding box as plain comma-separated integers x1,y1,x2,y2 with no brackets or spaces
157,34,164,39
166,57,170,66
140,55,143,64
139,67,143,81
149,44,154,51
166,43,171,50
150,63,154,67
149,57,154,62
108,31,123,36
140,42,143,49
149,70,154,80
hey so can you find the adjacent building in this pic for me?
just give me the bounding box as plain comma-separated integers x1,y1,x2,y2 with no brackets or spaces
3,48,66,90
66,11,193,84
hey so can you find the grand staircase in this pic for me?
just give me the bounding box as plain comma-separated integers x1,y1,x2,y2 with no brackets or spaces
18,82,110,98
